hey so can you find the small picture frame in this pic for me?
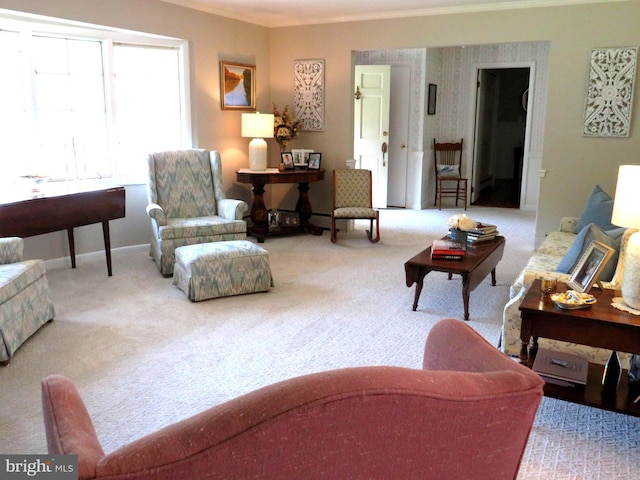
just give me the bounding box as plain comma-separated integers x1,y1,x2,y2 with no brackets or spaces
291,149,313,167
281,152,295,169
268,211,280,231
220,61,256,110
279,212,300,227
307,152,321,170
567,240,615,293
427,83,437,115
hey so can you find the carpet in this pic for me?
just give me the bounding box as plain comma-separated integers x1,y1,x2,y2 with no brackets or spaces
1,206,638,479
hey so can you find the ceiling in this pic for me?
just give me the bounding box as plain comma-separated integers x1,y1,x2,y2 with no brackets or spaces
159,0,618,27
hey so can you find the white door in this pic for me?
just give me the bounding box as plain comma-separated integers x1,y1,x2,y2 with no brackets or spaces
353,65,390,209
387,65,410,207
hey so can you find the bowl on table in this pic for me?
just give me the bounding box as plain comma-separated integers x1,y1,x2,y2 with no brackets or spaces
551,290,597,310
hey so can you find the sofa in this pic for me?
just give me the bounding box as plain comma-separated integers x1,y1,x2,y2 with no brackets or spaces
502,209,634,366
0,237,55,365
42,319,543,480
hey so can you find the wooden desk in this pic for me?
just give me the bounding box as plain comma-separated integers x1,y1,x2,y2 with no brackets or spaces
404,236,505,320
0,183,126,276
519,280,640,416
236,169,325,242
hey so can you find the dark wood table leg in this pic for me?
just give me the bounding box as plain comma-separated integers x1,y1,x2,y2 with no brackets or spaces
67,228,76,269
412,278,424,311
248,182,268,242
296,182,322,235
102,221,113,277
461,273,470,320
519,317,532,363
490,267,497,286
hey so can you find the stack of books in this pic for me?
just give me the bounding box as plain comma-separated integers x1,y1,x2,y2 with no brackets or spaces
467,222,498,243
532,348,588,387
431,239,466,260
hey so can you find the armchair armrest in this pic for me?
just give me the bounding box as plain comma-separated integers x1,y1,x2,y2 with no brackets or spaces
0,237,24,264
42,375,105,480
145,203,166,226
559,216,578,233
217,198,249,221
423,319,540,381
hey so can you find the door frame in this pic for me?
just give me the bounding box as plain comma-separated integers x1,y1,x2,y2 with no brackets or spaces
468,61,536,208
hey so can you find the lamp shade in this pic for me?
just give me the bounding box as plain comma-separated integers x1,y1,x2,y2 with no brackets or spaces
612,165,640,229
241,113,274,139
612,164,640,310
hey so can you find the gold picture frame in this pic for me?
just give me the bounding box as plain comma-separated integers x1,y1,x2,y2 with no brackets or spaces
220,61,255,110
567,240,615,293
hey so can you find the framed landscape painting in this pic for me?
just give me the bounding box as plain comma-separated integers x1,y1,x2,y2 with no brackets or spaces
220,61,255,110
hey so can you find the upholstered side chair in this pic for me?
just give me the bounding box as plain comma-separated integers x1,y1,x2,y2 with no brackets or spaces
42,319,543,480
146,149,248,275
331,168,380,243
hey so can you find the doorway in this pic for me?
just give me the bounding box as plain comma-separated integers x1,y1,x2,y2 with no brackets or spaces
471,67,530,208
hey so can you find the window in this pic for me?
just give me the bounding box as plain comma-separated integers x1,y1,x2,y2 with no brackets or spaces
112,44,186,180
0,15,190,186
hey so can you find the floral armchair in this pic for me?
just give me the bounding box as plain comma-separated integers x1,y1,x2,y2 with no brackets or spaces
146,150,248,275
0,237,55,365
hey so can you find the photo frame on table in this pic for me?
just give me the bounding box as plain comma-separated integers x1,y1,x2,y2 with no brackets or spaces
291,149,313,167
220,61,256,110
307,152,321,170
268,211,280,231
281,152,295,169
567,240,615,293
279,212,300,227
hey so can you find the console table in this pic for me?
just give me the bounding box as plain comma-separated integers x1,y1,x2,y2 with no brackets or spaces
519,279,640,416
236,169,325,242
0,183,126,276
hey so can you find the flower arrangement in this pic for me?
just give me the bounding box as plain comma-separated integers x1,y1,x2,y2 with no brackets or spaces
273,104,303,151
447,214,476,232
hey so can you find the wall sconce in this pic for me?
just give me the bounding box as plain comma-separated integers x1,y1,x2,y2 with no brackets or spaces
611,164,640,309
241,112,274,171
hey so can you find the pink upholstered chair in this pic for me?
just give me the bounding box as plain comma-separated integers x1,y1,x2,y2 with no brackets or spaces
42,319,543,480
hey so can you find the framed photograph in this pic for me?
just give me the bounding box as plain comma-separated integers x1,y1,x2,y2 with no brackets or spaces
307,152,321,170
220,61,255,110
280,152,295,169
280,212,300,227
567,241,615,293
291,149,313,167
428,83,437,115
268,211,280,232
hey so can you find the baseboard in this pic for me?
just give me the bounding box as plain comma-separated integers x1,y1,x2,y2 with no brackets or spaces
44,244,150,271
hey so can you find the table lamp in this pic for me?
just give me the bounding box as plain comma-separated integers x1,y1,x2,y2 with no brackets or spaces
241,112,274,171
611,164,640,310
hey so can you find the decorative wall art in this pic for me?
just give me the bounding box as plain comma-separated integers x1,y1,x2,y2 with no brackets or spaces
220,61,255,110
583,47,637,137
428,83,437,115
293,59,325,131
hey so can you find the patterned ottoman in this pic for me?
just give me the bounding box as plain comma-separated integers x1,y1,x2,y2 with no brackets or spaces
173,240,273,301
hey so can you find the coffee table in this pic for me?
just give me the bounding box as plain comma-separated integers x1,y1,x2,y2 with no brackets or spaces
404,236,505,320
519,279,640,416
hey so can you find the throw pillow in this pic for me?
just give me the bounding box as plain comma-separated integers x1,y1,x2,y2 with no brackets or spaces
437,164,460,177
574,185,617,233
556,223,621,281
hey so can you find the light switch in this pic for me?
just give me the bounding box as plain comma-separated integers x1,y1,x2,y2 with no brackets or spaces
538,169,547,177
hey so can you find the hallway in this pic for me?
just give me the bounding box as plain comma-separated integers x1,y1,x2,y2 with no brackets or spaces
472,179,519,209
